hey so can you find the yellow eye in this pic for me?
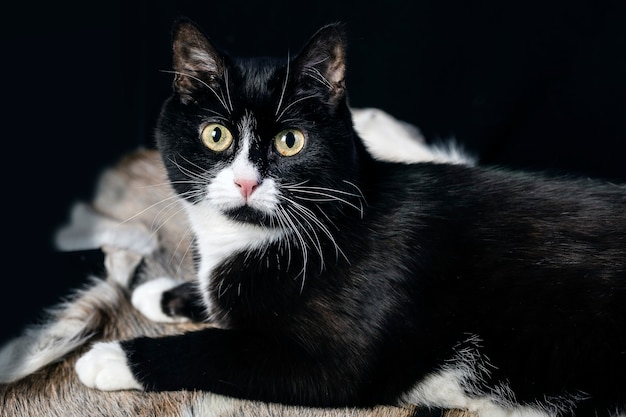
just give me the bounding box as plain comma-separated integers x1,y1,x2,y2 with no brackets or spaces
201,123,234,152
274,129,305,157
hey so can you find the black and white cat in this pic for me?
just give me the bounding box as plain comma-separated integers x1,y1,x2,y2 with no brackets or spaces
75,19,626,417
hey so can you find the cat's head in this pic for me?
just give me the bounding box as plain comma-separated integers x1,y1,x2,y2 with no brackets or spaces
156,19,367,230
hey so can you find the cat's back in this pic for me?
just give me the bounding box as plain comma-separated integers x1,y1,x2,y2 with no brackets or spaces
368,160,626,231
361,159,626,290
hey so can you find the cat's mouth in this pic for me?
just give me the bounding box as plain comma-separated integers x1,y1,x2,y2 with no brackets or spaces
223,206,276,227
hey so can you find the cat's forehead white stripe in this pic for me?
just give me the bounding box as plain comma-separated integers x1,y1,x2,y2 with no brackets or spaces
232,111,259,180
237,111,257,149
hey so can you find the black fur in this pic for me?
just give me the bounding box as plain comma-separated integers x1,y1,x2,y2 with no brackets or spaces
121,18,626,415
161,282,207,322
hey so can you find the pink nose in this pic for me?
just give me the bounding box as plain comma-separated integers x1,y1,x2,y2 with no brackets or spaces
235,178,259,199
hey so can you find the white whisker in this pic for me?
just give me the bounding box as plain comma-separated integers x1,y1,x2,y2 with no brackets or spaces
118,192,182,225
273,207,294,272
289,188,363,213
223,68,234,112
277,94,317,122
284,183,362,198
172,225,196,277
276,205,309,283
305,67,333,89
167,154,214,194
200,107,229,121
146,194,197,241
275,52,291,117
342,180,366,218
147,194,190,232
285,202,325,271
289,199,347,264
273,179,364,270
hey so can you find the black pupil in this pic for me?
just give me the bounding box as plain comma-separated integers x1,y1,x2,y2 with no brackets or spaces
285,131,295,148
212,127,222,142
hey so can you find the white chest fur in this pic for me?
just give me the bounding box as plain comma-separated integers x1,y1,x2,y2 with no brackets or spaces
183,200,284,308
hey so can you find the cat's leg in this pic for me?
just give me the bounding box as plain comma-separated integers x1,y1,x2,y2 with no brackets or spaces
131,279,207,323
76,327,370,407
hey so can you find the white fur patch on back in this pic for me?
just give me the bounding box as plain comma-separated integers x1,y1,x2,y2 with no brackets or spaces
400,336,554,417
403,369,550,417
352,107,476,166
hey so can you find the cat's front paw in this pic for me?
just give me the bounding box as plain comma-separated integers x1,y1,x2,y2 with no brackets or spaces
131,277,190,323
75,341,143,391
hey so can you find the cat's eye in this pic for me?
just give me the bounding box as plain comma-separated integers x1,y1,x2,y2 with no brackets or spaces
274,129,305,157
201,123,234,152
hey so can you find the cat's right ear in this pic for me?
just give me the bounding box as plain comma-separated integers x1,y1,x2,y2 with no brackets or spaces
293,23,347,106
170,18,224,103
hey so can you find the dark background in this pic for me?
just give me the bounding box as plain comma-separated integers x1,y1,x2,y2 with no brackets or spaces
1,0,624,346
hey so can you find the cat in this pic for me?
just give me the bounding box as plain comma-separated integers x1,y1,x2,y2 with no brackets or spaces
74,18,626,417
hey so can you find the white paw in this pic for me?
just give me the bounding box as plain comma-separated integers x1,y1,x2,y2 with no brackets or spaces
75,341,142,391
131,277,190,323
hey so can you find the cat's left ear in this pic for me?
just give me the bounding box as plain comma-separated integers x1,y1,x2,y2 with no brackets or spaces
170,18,224,103
293,23,347,104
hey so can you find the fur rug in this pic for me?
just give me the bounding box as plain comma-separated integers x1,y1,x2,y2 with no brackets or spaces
0,109,475,417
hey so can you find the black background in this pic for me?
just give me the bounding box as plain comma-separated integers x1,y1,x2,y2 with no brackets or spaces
1,0,624,345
